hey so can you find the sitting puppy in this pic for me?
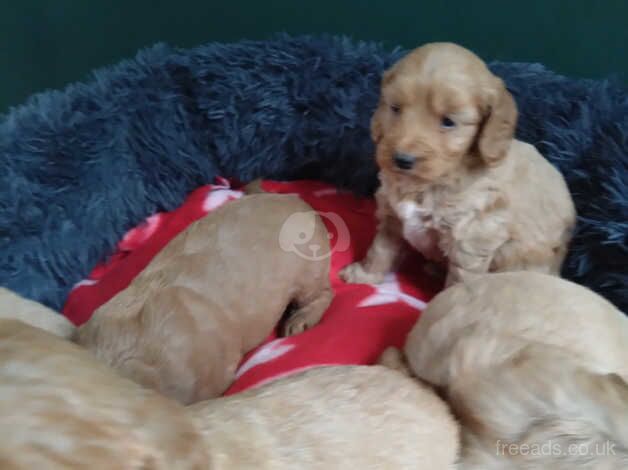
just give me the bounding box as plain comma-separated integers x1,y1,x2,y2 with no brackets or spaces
398,272,628,469
75,193,333,404
341,43,576,287
0,287,76,339
0,319,208,469
187,365,460,469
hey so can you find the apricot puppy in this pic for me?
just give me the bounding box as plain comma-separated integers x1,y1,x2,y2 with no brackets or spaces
341,43,576,287
187,365,460,469
0,319,208,469
75,193,333,404
0,321,459,470
403,272,628,469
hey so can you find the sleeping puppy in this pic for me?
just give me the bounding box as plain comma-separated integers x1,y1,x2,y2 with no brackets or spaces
398,272,628,469
75,193,333,404
0,320,459,469
0,287,76,339
186,365,460,469
341,43,576,287
0,319,208,469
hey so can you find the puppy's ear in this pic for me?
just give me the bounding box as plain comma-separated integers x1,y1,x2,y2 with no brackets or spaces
370,105,384,144
477,78,517,165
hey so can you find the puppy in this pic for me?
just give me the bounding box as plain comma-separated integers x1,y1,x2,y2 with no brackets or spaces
0,321,458,469
187,365,460,469
0,287,76,339
341,43,576,287
0,319,208,469
401,272,628,469
75,193,333,404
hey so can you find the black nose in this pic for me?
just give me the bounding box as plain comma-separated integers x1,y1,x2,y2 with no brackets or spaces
393,152,417,170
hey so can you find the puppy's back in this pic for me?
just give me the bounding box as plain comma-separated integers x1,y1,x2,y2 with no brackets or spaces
76,192,332,403
457,348,628,469
494,141,576,273
0,287,75,338
0,319,207,469
187,365,460,469
406,271,628,387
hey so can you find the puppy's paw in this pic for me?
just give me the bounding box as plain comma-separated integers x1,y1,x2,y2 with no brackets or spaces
377,346,412,377
282,308,324,337
339,262,385,284
281,289,332,337
282,315,311,337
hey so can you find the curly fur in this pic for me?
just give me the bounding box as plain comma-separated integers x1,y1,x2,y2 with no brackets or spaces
0,34,625,311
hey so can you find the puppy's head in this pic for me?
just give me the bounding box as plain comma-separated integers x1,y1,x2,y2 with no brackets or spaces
372,43,517,182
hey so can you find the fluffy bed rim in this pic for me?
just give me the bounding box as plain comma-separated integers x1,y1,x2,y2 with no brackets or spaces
0,34,626,312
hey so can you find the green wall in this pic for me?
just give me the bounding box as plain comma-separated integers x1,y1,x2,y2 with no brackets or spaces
1,0,626,113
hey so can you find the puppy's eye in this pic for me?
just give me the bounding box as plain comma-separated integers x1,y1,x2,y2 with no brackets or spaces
390,104,401,115
441,116,456,128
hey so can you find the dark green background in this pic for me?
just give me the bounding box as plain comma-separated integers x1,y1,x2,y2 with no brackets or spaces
1,1,626,113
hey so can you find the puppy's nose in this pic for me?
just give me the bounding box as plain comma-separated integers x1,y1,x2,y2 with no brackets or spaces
393,152,417,170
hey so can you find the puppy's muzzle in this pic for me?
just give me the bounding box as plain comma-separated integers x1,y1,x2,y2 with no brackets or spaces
393,152,417,170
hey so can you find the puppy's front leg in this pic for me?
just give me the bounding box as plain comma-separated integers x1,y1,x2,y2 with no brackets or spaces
340,212,404,284
444,216,508,287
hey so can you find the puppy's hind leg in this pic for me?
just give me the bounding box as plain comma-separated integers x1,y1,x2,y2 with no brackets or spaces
282,285,333,337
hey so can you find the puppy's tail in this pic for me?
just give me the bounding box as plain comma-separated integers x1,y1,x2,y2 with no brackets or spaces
453,345,628,469
0,287,76,339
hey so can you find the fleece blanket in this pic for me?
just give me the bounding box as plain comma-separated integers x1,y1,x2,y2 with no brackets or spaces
63,179,441,394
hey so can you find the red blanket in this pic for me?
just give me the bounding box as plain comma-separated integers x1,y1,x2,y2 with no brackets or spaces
63,179,443,395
